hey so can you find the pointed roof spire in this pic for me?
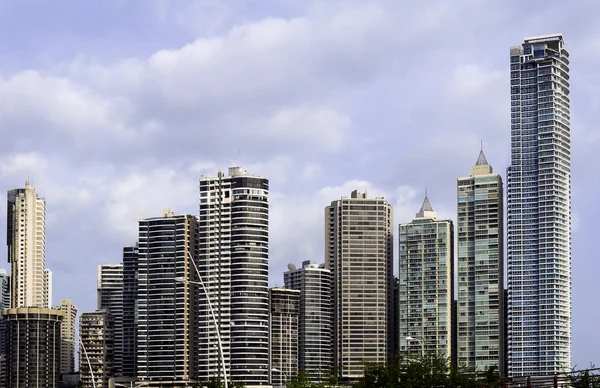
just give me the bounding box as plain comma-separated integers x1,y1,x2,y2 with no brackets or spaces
416,188,435,218
420,191,434,213
475,142,488,166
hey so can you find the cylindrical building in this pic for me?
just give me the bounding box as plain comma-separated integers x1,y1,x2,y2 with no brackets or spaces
2,307,63,388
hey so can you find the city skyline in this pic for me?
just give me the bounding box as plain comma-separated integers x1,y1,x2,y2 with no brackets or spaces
0,0,598,370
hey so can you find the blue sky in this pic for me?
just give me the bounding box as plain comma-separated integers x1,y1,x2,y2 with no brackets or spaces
0,0,598,368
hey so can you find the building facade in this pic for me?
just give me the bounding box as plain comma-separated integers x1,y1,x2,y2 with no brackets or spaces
398,194,454,360
136,210,198,382
56,298,78,375
198,167,270,385
507,34,571,376
97,264,123,376
7,181,49,308
79,310,114,388
326,190,393,380
269,288,300,387
2,307,63,388
284,260,332,381
457,151,504,373
122,245,139,378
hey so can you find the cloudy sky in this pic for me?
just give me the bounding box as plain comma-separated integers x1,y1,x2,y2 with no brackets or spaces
0,0,598,368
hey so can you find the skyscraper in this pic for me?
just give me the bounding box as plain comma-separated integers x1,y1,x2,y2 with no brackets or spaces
284,260,332,381
3,307,63,387
97,264,123,376
56,298,78,375
121,245,139,378
507,34,571,376
326,190,393,380
136,210,198,382
269,288,300,387
457,151,504,373
79,310,114,388
398,193,454,360
7,181,49,308
198,167,270,385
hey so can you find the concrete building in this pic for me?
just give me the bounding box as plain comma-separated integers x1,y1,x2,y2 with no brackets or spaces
507,34,572,376
121,245,139,378
457,150,504,374
198,167,270,385
0,270,9,353
270,288,300,387
79,310,114,388
7,181,49,308
284,261,332,381
2,307,63,387
56,298,78,375
98,264,124,376
326,190,393,380
398,193,454,360
136,210,198,383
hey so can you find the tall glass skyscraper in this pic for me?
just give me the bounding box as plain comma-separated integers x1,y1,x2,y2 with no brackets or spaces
507,34,571,376
198,167,270,385
457,151,504,374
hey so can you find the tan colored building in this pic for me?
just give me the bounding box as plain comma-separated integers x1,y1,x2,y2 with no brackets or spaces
326,190,393,380
7,181,50,308
56,298,78,374
3,307,64,387
457,150,504,373
399,193,454,360
80,310,114,388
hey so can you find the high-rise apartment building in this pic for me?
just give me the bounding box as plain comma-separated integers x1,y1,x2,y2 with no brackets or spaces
97,264,123,376
198,167,270,385
457,151,504,373
79,310,114,388
7,181,49,308
507,34,571,376
269,288,300,387
284,260,333,381
2,307,63,387
56,298,77,375
136,210,198,383
326,190,393,380
122,245,139,378
398,194,454,360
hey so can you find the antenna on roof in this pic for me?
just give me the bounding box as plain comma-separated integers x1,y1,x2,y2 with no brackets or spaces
481,140,483,151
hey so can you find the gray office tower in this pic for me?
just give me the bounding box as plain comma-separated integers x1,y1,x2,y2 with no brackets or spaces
326,190,393,380
457,151,504,374
198,167,270,385
284,260,333,381
136,210,198,383
507,34,571,376
122,245,139,378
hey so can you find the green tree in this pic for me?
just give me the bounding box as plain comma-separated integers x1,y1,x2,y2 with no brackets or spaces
568,365,600,388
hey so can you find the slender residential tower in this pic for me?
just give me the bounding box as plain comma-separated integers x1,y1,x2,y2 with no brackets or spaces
7,181,49,308
284,261,333,381
269,288,300,387
136,210,198,383
121,245,139,378
56,298,78,375
457,151,504,374
97,264,123,376
198,167,270,385
398,193,454,360
326,190,393,380
79,310,115,388
507,34,571,376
